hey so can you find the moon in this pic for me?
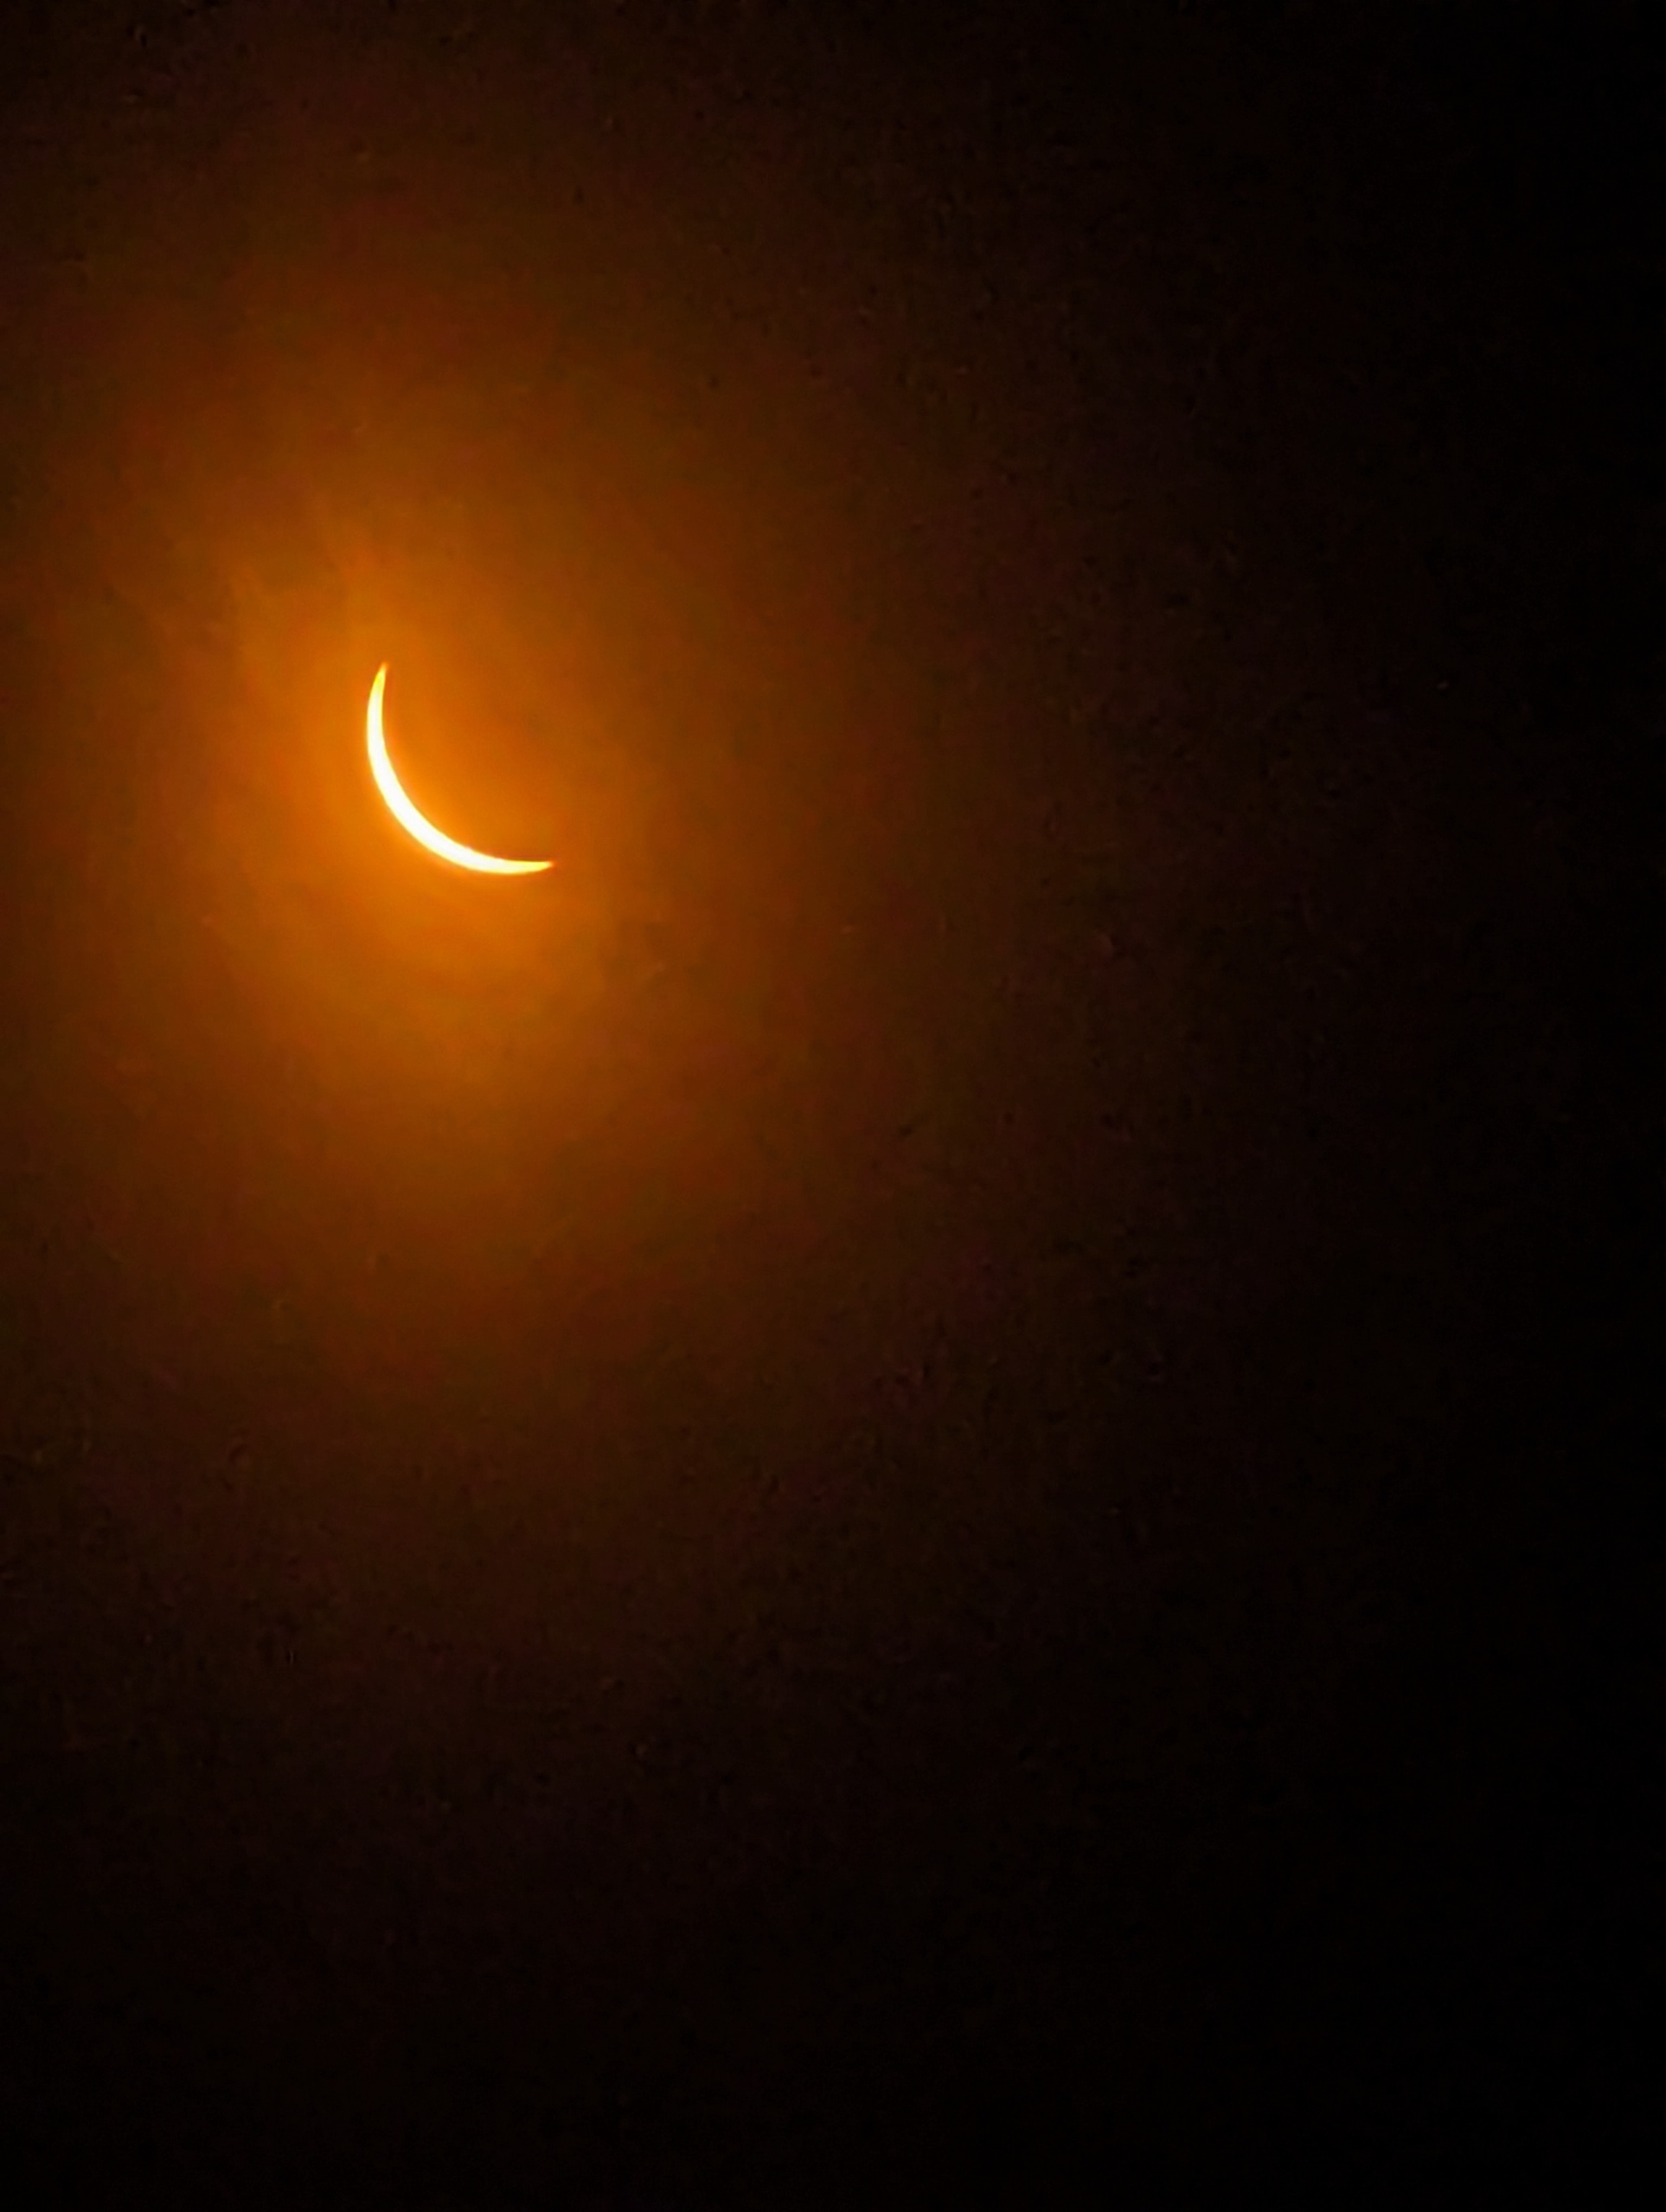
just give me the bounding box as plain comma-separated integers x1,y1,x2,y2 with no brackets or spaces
367,664,553,876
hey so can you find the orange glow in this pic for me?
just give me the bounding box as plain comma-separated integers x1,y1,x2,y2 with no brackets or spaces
366,663,553,876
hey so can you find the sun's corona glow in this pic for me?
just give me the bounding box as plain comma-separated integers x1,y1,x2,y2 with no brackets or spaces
367,664,553,876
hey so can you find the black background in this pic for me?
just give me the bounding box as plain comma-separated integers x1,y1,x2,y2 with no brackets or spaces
1,4,1656,2203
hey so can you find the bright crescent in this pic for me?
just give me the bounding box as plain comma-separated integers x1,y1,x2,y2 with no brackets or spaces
367,664,553,876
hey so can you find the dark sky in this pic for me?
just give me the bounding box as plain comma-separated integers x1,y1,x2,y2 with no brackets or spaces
1,5,1654,2203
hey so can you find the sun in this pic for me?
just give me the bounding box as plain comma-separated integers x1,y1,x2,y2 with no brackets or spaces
366,664,553,876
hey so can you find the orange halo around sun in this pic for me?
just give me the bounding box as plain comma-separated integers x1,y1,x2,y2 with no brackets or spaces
366,663,553,876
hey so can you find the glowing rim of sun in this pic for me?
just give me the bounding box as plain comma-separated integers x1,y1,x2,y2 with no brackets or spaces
367,663,553,876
